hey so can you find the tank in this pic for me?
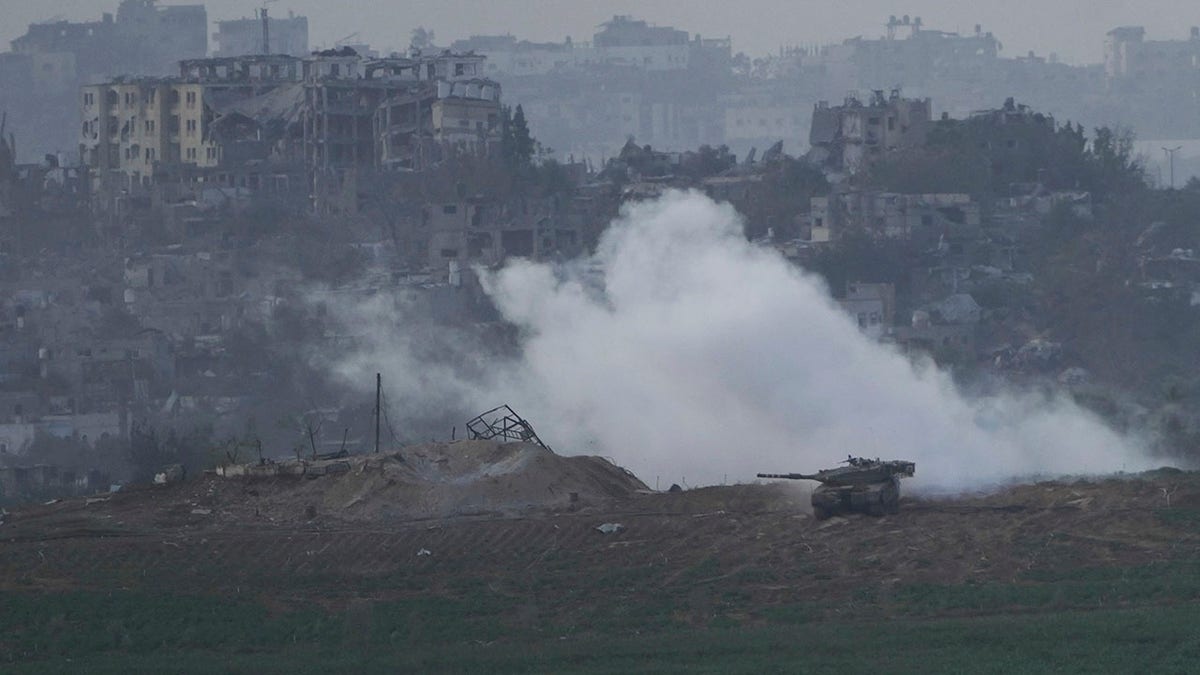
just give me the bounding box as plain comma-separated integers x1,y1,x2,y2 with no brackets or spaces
758,456,916,520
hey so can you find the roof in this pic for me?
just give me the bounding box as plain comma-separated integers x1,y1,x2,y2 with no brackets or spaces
932,294,981,324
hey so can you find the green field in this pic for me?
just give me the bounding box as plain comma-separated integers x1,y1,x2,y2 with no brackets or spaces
5,570,1200,674
6,475,1200,672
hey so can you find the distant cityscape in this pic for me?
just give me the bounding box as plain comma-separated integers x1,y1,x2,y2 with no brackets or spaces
0,1,1198,501
2,4,1200,172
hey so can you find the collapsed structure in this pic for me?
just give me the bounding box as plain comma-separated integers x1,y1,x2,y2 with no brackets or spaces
79,49,503,216
809,89,933,176
466,405,552,451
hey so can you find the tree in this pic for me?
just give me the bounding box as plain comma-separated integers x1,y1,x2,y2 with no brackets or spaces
502,105,535,170
410,27,436,52
1088,126,1145,198
877,103,1146,201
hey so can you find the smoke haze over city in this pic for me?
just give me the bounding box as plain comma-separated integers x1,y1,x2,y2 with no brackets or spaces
3,0,1199,64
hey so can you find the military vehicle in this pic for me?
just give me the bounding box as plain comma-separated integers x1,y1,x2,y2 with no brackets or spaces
758,457,916,520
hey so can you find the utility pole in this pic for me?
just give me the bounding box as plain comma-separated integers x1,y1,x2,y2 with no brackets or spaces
1163,146,1182,190
374,372,381,454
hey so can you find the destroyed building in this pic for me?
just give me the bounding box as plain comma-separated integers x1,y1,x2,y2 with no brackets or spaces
808,191,980,243
303,51,500,173
79,50,504,217
416,197,583,273
809,90,932,175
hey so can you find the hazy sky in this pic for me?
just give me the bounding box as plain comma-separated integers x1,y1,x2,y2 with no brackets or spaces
1,1,1198,64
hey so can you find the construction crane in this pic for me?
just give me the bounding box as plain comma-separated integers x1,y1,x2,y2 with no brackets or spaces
259,0,280,55
334,32,361,47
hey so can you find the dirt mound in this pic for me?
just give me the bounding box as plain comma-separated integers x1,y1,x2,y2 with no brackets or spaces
227,440,648,524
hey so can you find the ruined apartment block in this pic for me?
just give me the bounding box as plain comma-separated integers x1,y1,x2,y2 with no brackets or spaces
79,49,504,215
420,198,582,273
303,51,501,173
808,191,981,243
809,90,932,175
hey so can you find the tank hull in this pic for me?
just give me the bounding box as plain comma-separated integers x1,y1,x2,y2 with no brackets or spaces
811,478,899,520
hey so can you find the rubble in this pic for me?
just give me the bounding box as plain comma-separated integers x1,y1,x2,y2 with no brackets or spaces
208,440,647,523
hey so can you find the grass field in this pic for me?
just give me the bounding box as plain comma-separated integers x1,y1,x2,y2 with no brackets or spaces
5,568,1200,673
5,475,1200,672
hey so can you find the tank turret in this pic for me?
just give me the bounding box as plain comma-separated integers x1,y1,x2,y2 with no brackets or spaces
758,456,915,520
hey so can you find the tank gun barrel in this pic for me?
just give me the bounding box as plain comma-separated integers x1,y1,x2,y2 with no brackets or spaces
757,472,819,481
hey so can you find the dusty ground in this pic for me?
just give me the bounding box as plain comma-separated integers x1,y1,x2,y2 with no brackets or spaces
1,442,1197,623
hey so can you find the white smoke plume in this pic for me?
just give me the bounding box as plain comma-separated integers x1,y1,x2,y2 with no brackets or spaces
333,191,1157,491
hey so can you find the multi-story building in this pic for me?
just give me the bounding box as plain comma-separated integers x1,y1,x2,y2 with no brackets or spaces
723,88,809,152
452,17,730,78
809,90,932,175
302,51,501,173
1100,26,1200,138
11,0,206,79
79,79,219,195
80,50,504,214
809,191,980,242
1104,26,1200,81
846,16,1000,90
449,35,575,77
419,197,582,272
80,54,307,203
586,15,691,71
213,13,310,58
5,1,207,161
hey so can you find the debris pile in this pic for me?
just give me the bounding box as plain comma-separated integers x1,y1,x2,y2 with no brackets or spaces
213,440,647,523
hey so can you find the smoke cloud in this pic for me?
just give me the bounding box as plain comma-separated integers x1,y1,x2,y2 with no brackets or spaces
331,190,1156,491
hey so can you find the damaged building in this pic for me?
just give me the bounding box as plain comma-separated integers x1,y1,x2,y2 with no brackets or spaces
79,49,505,217
808,190,981,242
416,197,583,273
303,50,501,173
79,54,306,209
809,90,933,175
